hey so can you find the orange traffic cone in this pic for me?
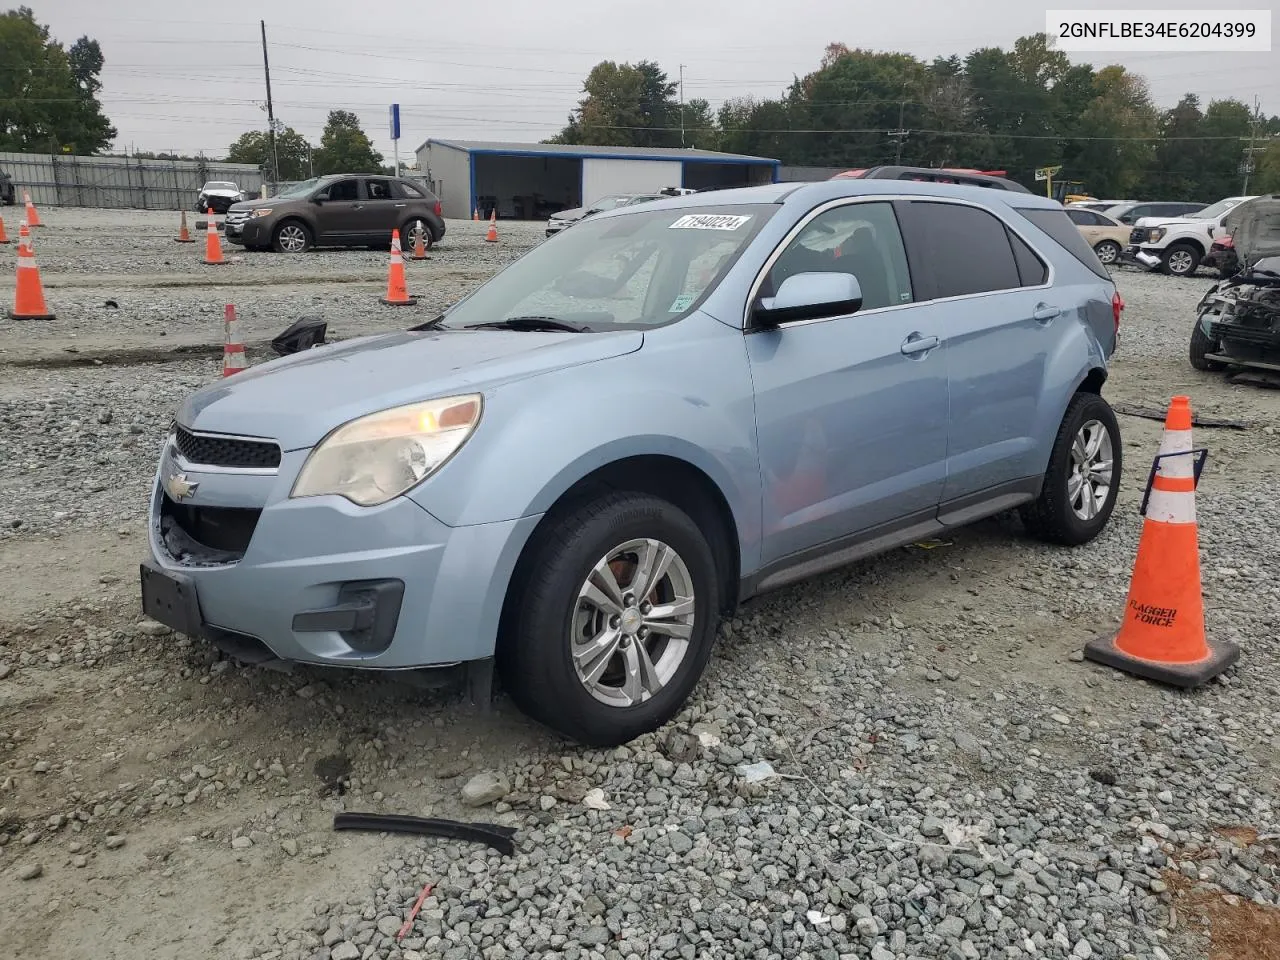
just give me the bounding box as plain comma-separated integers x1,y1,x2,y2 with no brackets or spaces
0,212,9,245
484,210,499,243
176,210,195,243
1084,396,1240,687
18,221,32,254
203,208,226,265
8,242,55,320
380,229,417,306
473,207,479,221
222,304,246,376
23,191,42,227
409,220,429,261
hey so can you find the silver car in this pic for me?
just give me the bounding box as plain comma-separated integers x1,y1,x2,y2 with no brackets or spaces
546,190,688,236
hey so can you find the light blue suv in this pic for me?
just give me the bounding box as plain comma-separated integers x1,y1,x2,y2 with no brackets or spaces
141,178,1125,746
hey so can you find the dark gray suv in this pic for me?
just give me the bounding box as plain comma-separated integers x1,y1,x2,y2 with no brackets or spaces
224,174,447,253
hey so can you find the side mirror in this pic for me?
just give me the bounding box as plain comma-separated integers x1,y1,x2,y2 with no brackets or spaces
312,192,328,204
752,272,863,328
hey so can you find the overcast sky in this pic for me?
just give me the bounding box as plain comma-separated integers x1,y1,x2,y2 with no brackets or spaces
37,0,1279,162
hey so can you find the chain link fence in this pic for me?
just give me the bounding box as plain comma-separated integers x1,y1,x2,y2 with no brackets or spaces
0,151,264,210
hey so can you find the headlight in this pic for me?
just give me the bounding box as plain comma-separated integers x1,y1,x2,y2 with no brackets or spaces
290,395,482,507
1149,228,1165,242
251,208,273,218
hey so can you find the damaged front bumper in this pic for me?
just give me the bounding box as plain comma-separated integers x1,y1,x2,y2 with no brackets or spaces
140,429,539,670
1197,274,1280,371
1122,244,1162,269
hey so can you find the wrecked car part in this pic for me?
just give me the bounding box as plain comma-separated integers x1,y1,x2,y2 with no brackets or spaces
1193,255,1280,376
332,812,517,856
271,316,328,356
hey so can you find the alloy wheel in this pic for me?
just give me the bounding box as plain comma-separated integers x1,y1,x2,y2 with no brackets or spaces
1068,419,1114,521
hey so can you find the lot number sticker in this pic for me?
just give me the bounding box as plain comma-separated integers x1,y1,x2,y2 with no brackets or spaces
669,214,752,231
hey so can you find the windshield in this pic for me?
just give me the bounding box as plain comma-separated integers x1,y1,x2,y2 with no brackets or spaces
276,177,324,199
588,195,632,212
207,182,238,191
1196,198,1246,220
438,204,777,331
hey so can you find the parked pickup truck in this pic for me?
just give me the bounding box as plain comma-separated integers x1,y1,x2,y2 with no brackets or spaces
1124,196,1256,277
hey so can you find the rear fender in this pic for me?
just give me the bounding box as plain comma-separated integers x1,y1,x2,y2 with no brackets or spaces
1029,305,1109,475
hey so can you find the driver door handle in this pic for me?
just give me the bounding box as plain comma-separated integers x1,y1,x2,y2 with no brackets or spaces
900,333,939,356
1033,303,1062,323
394,202,407,208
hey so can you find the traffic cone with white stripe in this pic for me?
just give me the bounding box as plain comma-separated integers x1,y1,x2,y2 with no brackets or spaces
222,304,246,376
23,191,42,227
18,221,31,254
379,229,417,306
484,210,499,243
176,210,195,243
203,208,226,264
409,220,429,261
1084,396,1239,687
0,211,9,245
8,241,55,320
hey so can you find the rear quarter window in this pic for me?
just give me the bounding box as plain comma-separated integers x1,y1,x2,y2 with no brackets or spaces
1019,208,1112,280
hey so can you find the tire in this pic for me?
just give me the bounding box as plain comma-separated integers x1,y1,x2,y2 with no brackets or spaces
498,492,721,747
1161,243,1200,277
1093,240,1121,265
1190,314,1226,371
272,220,311,254
1019,392,1122,546
402,219,434,252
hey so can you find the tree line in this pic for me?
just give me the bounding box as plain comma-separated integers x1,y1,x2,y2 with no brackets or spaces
550,36,1280,200
4,4,1278,200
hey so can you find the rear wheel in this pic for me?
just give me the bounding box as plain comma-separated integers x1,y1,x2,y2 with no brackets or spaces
1162,243,1200,277
1020,392,1121,546
1094,240,1121,265
498,492,720,747
272,220,311,254
1190,314,1226,371
402,219,434,252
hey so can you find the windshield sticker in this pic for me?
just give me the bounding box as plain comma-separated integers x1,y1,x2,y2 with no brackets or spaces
669,214,752,231
668,294,696,312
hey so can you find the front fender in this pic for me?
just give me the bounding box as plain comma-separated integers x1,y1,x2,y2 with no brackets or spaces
407,312,764,573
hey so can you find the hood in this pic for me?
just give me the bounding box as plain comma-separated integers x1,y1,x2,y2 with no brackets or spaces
1133,215,1211,230
200,187,242,197
550,207,585,222
177,327,644,450
227,197,276,212
1221,196,1280,266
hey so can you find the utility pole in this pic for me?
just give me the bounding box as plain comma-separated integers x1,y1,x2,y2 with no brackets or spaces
260,20,280,186
1241,95,1262,194
889,83,909,164
679,64,686,148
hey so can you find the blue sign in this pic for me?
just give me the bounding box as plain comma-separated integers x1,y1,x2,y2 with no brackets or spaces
389,103,401,141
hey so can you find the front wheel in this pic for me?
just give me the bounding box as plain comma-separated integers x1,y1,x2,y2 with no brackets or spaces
1190,314,1226,371
498,492,720,747
1020,392,1122,546
1162,243,1201,277
1094,240,1121,265
272,220,311,254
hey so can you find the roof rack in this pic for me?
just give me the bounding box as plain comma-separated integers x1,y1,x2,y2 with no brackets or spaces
831,166,1033,194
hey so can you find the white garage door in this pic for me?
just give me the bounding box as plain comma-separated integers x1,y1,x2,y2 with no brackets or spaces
581,159,683,208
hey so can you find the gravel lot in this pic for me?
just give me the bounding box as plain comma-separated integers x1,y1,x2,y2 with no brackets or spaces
1,207,1278,960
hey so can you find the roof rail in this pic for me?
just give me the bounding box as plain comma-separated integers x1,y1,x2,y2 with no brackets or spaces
831,166,1033,194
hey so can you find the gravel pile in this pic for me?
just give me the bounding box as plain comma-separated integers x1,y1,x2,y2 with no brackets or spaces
1,210,1278,960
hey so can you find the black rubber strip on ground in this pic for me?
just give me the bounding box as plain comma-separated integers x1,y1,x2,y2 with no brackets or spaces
332,812,518,856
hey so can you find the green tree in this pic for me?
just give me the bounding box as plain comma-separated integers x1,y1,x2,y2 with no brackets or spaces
0,7,115,153
551,61,680,147
1196,99,1253,200
312,110,382,174
1255,139,1280,193
1066,66,1157,198
227,127,314,180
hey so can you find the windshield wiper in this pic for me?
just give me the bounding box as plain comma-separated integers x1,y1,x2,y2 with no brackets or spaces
409,314,449,331
467,316,591,333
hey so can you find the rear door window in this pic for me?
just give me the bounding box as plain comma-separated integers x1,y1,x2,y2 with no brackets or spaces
904,201,1021,298
364,178,396,201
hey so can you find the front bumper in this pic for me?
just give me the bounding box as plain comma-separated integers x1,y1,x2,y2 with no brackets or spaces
1123,244,1162,269
224,215,266,246
142,437,540,668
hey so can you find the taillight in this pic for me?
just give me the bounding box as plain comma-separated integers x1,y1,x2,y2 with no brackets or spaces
433,201,443,217
1112,290,1124,336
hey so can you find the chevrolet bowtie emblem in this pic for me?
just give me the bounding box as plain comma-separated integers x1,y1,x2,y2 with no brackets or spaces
164,473,199,501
